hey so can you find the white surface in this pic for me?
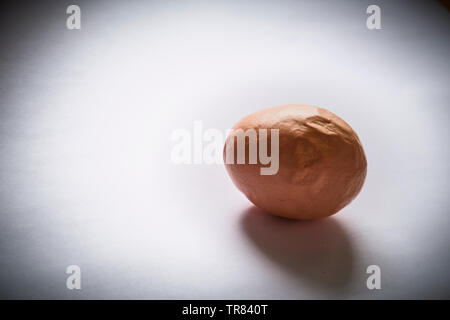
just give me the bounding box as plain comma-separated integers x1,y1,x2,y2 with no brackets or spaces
0,0,449,299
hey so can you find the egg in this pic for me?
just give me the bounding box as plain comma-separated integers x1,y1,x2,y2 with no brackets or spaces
223,104,367,219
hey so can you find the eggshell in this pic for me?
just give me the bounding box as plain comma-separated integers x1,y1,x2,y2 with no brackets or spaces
224,104,367,219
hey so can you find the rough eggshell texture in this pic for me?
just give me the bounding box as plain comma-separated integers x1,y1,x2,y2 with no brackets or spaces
224,104,367,220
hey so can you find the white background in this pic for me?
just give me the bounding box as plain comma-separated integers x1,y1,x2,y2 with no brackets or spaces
0,0,448,299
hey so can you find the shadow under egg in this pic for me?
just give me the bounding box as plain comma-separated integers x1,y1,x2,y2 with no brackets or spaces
240,206,356,291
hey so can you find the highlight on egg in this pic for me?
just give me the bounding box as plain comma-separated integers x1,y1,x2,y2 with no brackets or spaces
223,104,367,220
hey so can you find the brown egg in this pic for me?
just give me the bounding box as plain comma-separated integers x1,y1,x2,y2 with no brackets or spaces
223,104,367,219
